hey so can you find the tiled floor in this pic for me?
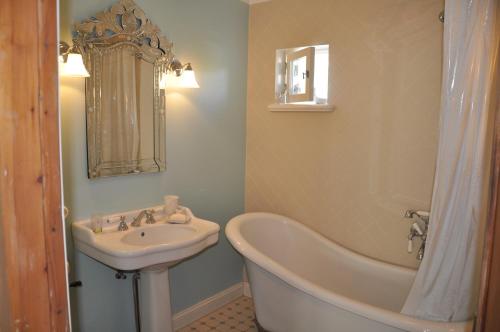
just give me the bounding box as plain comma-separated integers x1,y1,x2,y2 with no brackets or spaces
177,296,258,332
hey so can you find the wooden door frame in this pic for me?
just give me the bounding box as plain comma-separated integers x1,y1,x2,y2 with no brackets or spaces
476,44,500,331
0,0,70,330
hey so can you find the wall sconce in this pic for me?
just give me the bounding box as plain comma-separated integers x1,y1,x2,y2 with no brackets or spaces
59,41,90,78
160,59,199,89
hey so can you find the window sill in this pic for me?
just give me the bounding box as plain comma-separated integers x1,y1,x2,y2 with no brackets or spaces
268,103,334,112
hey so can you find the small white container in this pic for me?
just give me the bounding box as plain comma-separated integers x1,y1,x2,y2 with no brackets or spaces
91,213,104,233
164,195,179,216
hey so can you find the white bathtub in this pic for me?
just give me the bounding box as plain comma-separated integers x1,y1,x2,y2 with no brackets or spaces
225,213,473,332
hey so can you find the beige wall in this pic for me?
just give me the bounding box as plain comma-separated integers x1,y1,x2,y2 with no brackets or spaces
246,0,444,268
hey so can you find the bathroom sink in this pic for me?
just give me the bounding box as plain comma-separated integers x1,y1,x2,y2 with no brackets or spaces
73,205,220,332
72,206,220,271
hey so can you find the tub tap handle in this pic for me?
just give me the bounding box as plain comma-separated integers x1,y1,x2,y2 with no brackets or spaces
412,222,423,236
407,231,417,253
407,238,413,253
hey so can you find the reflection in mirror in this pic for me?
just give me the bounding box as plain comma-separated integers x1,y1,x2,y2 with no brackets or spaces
73,0,172,178
290,56,307,95
95,45,156,175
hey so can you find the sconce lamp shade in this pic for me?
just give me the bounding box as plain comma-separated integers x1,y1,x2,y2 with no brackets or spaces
60,53,90,77
160,62,200,89
159,72,181,89
179,69,200,89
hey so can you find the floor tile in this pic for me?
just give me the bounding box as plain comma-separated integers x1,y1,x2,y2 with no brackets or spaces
177,296,257,332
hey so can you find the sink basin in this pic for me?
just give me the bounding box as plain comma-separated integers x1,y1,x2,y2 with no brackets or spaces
72,206,220,271
121,225,198,247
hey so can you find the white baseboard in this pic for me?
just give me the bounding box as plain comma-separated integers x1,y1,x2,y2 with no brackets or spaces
243,281,252,298
173,283,244,330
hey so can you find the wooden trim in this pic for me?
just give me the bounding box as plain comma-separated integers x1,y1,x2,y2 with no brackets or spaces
476,18,500,332
476,104,500,331
0,0,69,330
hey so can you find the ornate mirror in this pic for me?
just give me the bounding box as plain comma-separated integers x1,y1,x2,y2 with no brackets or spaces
73,0,172,179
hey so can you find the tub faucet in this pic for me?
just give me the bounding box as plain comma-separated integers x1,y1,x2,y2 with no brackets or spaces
404,210,429,223
417,241,426,261
404,210,429,260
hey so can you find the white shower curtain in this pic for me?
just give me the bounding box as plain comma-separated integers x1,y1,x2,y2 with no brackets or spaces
401,0,499,322
100,45,141,171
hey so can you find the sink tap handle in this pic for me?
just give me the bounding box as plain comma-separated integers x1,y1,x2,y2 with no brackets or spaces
145,210,156,224
118,216,128,231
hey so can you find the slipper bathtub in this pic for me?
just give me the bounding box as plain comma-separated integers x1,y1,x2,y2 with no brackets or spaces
225,213,472,332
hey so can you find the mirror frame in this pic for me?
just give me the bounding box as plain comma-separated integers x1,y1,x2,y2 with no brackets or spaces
73,0,173,179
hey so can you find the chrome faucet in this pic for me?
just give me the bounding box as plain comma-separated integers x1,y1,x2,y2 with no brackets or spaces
417,240,426,261
404,210,429,260
131,210,156,227
117,216,128,231
404,209,429,222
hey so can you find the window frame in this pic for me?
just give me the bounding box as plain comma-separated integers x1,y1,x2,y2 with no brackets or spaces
286,47,315,103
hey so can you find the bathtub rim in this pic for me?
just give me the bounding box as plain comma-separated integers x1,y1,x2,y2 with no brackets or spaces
226,212,472,332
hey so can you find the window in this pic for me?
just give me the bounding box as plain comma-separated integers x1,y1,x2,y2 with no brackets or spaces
287,47,314,102
275,44,329,105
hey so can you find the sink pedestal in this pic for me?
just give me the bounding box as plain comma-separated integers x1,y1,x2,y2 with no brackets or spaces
139,266,173,332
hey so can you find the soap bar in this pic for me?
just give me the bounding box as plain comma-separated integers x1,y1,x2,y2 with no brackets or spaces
168,213,189,224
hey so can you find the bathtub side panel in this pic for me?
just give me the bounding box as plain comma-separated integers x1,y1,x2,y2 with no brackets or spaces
245,259,404,332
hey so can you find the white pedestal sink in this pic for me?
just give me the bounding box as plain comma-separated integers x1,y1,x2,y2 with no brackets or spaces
72,206,220,332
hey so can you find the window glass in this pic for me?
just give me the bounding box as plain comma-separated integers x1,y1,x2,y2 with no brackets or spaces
314,48,329,102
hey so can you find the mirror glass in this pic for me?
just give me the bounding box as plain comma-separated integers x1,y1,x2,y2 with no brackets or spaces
74,0,173,178
290,56,307,95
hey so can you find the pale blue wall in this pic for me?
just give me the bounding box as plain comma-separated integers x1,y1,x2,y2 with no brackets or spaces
60,1,248,331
